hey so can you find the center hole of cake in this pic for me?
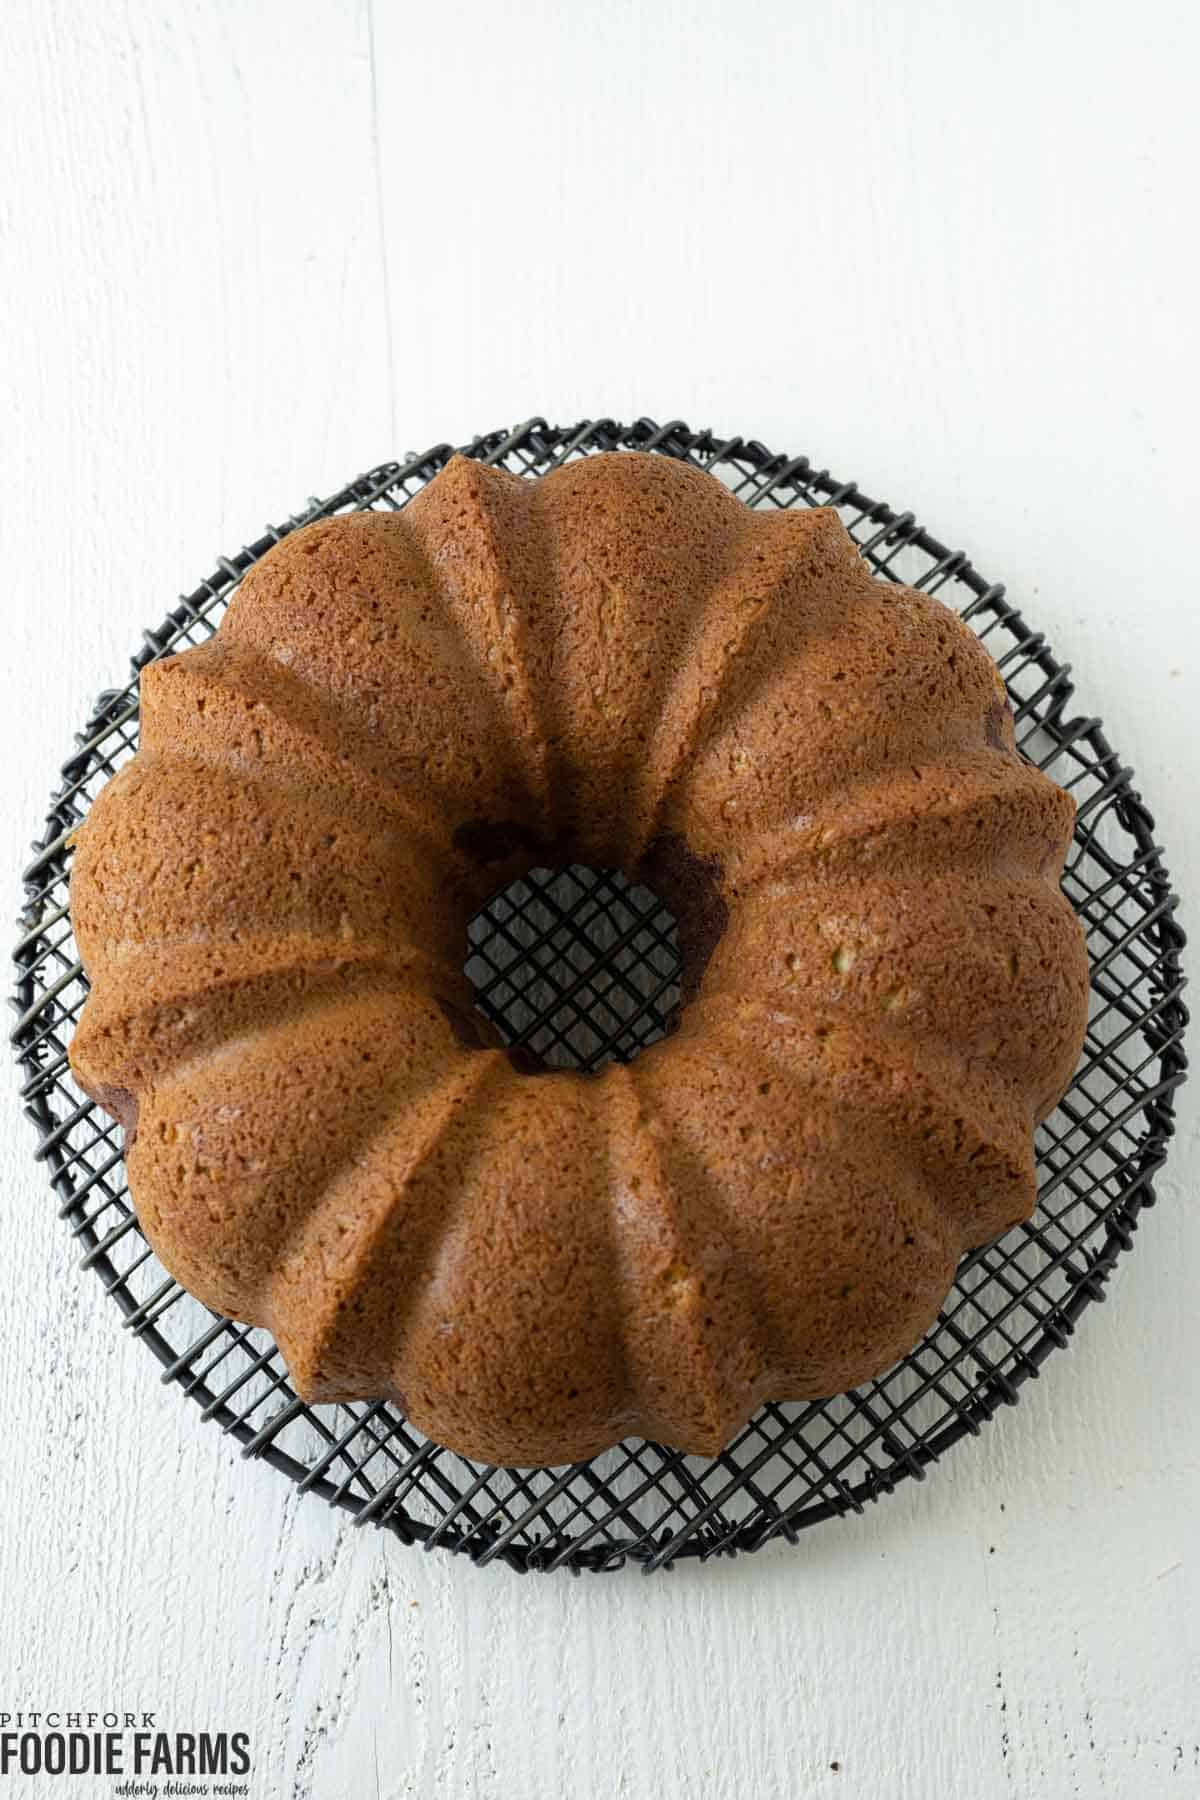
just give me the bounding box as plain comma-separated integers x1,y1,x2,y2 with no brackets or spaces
464,865,682,1074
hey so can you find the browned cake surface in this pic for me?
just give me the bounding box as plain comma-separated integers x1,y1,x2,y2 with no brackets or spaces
68,452,1090,1466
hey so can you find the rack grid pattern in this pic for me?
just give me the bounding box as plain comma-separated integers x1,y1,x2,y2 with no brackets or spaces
12,418,1188,1574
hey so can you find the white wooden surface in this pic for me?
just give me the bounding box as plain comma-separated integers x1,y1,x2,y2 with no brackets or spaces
2,3,1198,1795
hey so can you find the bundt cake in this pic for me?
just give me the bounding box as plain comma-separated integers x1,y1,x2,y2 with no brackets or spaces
67,450,1090,1467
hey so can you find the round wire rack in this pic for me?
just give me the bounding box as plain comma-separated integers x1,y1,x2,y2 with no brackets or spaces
12,417,1189,1574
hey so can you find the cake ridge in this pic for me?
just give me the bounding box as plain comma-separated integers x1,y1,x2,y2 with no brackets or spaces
526,451,751,863
405,455,559,842
70,744,468,995
635,506,875,852
70,937,455,1098
627,509,785,866
141,636,456,851
272,1053,508,1406
684,997,1034,1246
726,750,1077,894
689,987,1033,1126
636,1027,964,1394
386,1070,632,1465
399,468,557,846
705,868,1089,1110
120,986,452,1325
609,1062,772,1452
221,507,534,842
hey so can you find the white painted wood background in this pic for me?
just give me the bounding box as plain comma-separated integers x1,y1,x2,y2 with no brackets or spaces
2,2,1197,1795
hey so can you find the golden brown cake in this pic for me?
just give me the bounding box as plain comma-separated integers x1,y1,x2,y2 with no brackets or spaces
68,451,1089,1466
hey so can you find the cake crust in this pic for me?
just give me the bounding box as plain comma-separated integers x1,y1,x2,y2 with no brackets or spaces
68,452,1089,1466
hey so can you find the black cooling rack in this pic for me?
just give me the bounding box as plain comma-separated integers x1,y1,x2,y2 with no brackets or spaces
12,417,1189,1574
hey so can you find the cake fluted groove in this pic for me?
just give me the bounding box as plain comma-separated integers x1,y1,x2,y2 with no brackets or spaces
70,939,462,1102
525,451,752,864
139,637,454,849
268,1053,509,1405
702,870,1090,1120
218,508,538,845
122,987,476,1326
635,1023,966,1393
724,752,1077,896
606,1064,773,1454
68,749,465,984
681,994,1035,1247
630,506,862,866
404,455,560,843
656,563,1026,871
384,1071,633,1466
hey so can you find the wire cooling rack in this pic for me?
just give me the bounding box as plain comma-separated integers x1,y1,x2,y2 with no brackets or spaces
12,418,1189,1574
